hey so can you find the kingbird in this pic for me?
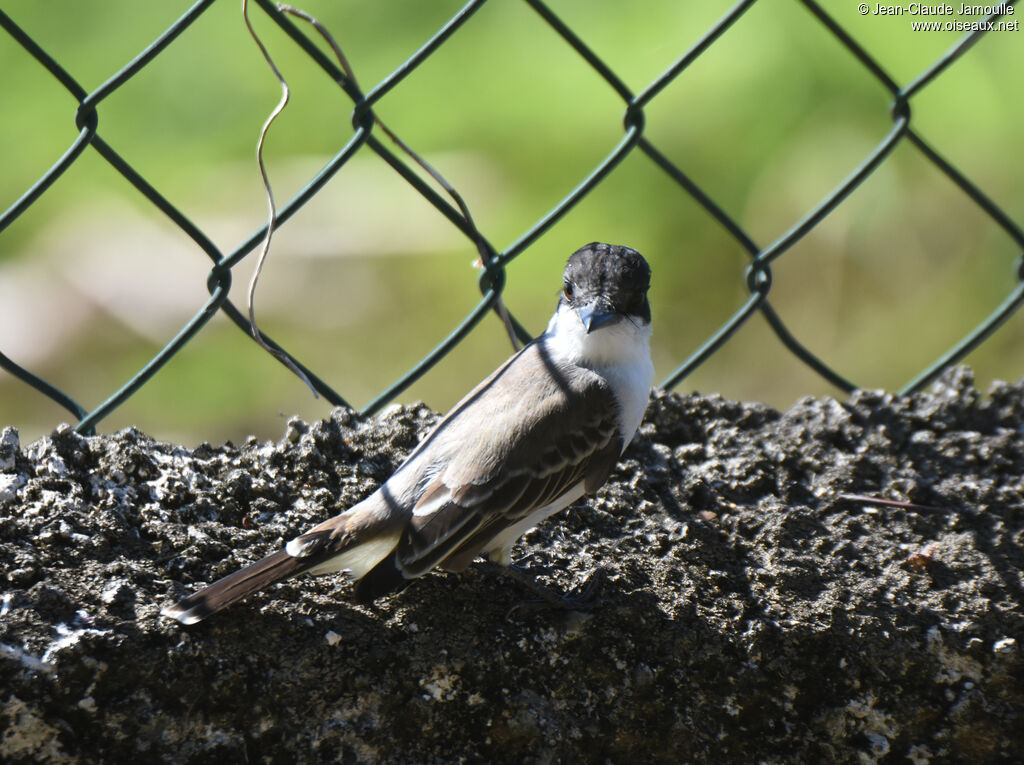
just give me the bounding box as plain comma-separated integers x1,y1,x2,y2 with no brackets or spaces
162,242,653,624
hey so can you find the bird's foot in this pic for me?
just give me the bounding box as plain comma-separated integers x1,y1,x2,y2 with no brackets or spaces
474,561,606,614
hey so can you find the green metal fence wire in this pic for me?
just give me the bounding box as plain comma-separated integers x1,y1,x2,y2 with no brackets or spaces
1,0,1022,436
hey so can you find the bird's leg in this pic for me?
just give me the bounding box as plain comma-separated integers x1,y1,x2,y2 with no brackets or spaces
473,560,606,612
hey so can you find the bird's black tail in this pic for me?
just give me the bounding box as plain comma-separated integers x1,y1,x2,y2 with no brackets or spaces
161,549,312,625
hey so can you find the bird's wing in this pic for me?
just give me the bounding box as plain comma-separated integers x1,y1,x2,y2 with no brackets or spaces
389,341,624,580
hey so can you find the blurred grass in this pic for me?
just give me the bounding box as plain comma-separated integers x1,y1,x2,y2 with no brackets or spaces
1,0,1021,445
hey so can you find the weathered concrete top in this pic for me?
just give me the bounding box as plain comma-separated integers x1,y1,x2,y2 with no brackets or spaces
1,367,1022,763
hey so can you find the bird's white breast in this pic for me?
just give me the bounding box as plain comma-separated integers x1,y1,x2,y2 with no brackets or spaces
544,306,654,447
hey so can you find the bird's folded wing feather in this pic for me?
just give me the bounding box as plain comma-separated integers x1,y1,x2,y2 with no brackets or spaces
391,342,624,577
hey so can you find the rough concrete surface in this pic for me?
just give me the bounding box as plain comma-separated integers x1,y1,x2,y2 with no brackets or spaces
1,367,1022,763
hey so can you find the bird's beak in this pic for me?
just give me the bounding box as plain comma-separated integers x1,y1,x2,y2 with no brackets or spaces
576,301,619,334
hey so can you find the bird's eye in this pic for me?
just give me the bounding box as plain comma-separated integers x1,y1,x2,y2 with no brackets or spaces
562,282,573,300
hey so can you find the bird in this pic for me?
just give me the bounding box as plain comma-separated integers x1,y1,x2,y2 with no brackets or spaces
161,242,654,624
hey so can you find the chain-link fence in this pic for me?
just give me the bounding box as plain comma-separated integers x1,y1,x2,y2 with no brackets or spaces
2,0,1022,437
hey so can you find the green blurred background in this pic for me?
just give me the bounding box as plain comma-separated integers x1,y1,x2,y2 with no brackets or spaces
1,0,1021,445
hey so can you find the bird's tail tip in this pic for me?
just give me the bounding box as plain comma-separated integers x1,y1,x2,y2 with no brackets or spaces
159,548,306,626
160,600,207,626
159,529,405,625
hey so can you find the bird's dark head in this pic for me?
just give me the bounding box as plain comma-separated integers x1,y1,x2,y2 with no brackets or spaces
560,243,651,334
